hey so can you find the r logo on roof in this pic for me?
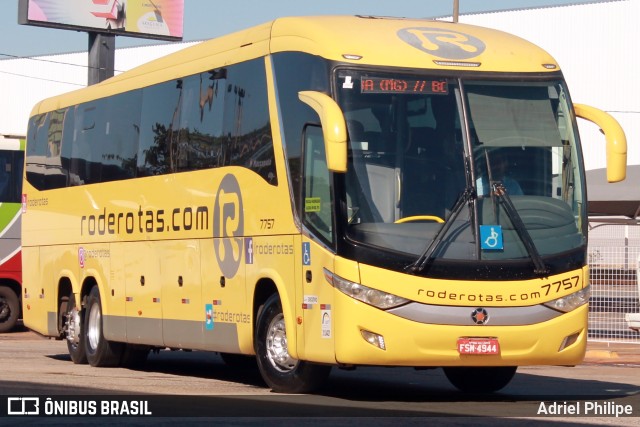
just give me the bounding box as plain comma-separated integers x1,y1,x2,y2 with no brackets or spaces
397,27,486,60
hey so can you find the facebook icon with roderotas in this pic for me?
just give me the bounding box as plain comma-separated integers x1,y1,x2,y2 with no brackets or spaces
245,237,253,264
480,225,503,250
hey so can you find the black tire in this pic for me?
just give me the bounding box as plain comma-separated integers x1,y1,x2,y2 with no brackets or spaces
0,286,19,333
62,291,87,364
219,352,258,370
120,344,150,368
443,366,517,393
254,294,331,393
84,286,123,367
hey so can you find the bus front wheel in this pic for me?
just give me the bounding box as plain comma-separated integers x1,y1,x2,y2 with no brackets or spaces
255,294,330,393
84,286,123,367
443,366,517,393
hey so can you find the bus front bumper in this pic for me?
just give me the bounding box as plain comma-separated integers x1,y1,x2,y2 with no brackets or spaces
334,294,588,367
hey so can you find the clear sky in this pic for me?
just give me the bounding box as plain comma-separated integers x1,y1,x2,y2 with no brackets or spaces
0,0,603,58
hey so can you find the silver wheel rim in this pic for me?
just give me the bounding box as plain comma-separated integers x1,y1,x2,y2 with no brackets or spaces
87,300,101,351
265,313,298,372
66,307,82,346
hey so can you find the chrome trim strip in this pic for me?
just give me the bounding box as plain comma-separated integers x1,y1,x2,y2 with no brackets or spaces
388,301,563,326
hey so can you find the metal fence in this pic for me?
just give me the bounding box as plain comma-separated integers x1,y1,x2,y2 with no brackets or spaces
588,222,640,344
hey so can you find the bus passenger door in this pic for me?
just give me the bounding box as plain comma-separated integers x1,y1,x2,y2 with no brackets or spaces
298,125,336,363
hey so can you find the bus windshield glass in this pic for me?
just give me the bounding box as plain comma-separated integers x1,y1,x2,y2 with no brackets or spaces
336,70,585,265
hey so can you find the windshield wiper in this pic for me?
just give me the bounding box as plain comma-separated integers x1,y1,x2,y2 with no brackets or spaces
405,185,475,274
490,182,549,276
482,149,548,276
405,171,549,277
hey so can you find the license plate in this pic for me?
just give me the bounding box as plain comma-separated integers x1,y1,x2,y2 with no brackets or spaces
457,338,500,355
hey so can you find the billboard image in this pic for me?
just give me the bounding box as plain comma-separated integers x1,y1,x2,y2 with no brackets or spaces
19,0,184,41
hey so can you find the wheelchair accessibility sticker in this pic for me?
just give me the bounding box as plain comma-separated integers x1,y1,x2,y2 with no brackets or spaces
302,242,311,265
480,225,503,250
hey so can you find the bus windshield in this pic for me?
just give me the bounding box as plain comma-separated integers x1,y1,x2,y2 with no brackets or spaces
337,70,585,267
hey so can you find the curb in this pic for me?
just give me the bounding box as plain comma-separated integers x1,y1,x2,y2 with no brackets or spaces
584,350,619,359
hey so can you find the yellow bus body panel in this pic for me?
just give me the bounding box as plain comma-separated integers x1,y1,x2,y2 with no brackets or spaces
358,264,587,307
22,162,298,352
270,16,558,72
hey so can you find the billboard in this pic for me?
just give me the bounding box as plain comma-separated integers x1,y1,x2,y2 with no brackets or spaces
18,0,184,41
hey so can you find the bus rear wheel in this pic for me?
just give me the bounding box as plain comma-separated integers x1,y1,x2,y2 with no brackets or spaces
255,294,330,393
84,286,123,367
0,287,19,333
443,366,517,393
62,291,87,364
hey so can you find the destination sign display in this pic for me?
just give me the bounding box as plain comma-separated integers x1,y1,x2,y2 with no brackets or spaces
361,77,448,95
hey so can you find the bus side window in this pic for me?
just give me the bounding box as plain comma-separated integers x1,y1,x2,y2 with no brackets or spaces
302,125,333,244
138,81,182,176
0,153,10,202
101,92,140,181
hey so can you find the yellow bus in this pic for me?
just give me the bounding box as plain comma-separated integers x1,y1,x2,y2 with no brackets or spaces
22,16,626,393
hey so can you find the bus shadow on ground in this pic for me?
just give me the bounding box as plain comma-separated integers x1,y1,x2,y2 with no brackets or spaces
48,349,267,389
7,346,640,421
43,349,640,407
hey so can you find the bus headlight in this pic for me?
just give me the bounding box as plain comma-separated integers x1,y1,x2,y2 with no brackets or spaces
324,269,409,309
543,286,590,313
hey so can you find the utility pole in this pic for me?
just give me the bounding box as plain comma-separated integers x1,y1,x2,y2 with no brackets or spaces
88,33,115,85
453,0,460,23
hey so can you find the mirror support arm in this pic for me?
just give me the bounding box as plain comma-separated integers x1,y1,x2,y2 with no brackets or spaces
298,91,348,173
574,103,627,182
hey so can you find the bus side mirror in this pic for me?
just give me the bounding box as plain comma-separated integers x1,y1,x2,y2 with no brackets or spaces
574,103,627,182
298,91,347,173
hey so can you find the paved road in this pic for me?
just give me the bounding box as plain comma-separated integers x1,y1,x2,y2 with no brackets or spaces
1,328,639,426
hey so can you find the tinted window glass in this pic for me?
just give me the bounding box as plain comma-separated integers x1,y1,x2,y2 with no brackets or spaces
26,57,275,189
138,58,275,183
303,125,333,244
26,110,70,189
102,91,140,182
25,113,48,189
223,59,276,184
0,150,24,203
138,80,182,176
69,101,106,185
177,70,226,171
272,52,329,214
